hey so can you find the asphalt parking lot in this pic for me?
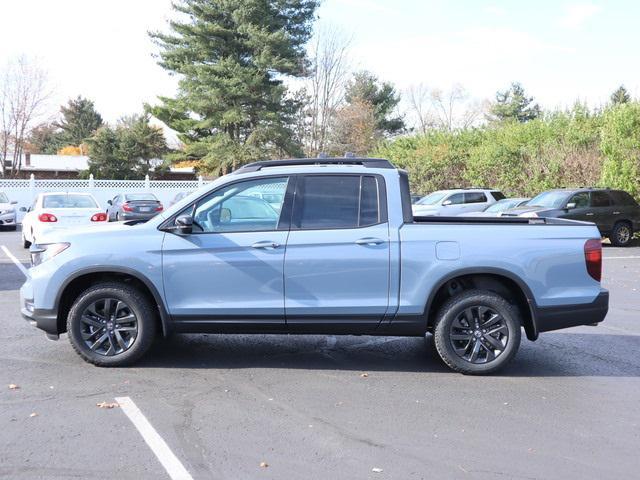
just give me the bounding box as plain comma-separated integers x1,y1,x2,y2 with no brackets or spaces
0,228,639,480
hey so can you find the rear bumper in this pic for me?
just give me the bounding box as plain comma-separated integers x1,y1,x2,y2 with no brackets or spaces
535,289,609,333
120,212,158,221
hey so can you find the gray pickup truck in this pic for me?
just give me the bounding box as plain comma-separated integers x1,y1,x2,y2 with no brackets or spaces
20,158,608,374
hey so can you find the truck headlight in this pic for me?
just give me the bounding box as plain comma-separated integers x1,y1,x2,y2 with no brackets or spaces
30,243,70,267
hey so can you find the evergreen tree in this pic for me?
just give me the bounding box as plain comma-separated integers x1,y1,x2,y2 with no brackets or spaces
490,82,541,122
148,0,319,174
610,85,631,105
344,71,405,135
27,123,63,154
56,96,104,146
87,115,167,179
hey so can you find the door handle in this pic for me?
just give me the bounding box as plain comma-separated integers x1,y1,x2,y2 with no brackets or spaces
586,213,594,216
355,237,385,246
251,241,281,249
613,211,621,215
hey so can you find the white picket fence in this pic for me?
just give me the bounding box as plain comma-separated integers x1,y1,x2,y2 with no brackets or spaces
0,174,209,222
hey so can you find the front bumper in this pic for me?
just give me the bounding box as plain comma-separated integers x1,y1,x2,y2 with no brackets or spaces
535,289,609,333
0,211,16,225
20,274,60,338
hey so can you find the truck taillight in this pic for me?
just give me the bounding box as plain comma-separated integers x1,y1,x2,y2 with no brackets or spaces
91,212,107,222
38,213,57,222
122,203,133,212
584,239,602,282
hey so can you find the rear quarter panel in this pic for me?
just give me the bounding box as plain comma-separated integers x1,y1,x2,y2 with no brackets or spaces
397,222,603,315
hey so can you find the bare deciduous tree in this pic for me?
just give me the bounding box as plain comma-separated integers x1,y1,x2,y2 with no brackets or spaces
0,56,52,177
407,83,486,133
297,26,351,156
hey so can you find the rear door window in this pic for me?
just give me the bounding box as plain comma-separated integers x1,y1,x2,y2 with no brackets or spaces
610,190,638,206
490,191,506,201
294,175,383,229
590,191,611,207
464,192,487,204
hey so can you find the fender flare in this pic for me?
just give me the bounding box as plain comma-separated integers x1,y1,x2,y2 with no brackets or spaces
423,267,539,341
55,266,171,336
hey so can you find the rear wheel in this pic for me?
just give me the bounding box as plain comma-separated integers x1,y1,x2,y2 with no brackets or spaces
433,289,521,375
67,283,156,367
22,233,31,249
610,222,632,247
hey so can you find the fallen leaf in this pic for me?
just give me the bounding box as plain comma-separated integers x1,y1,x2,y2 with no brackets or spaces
360,373,369,378
260,461,269,468
96,402,119,409
8,384,19,390
29,412,38,418
372,467,383,473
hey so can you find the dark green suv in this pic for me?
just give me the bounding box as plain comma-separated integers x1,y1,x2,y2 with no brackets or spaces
507,188,640,246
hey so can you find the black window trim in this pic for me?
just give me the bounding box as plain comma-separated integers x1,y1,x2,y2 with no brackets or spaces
290,173,388,232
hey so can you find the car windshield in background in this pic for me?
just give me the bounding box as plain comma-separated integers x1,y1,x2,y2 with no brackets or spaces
43,194,98,208
527,191,569,209
416,191,448,205
125,193,158,201
0,193,8,203
484,199,520,212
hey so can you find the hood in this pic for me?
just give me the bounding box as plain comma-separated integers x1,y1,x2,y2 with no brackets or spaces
36,221,147,244
0,201,14,210
500,205,559,217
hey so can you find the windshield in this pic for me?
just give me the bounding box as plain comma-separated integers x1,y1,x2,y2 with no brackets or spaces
0,193,8,203
484,199,520,213
527,191,570,209
43,194,98,209
416,191,448,206
125,193,158,201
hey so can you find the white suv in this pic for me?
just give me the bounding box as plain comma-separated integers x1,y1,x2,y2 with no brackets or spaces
412,188,506,217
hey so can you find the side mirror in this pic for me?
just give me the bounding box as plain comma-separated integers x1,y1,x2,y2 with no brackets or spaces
19,207,27,212
566,202,576,210
107,200,112,206
175,214,193,234
442,200,452,206
10,200,17,205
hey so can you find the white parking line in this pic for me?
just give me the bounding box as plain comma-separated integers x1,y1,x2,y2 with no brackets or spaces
1,245,28,276
115,396,194,480
603,256,640,260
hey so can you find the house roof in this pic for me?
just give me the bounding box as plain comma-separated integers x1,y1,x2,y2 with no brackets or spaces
10,154,195,174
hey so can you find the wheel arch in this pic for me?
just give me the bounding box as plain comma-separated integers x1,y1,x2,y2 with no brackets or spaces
424,267,539,341
55,267,170,337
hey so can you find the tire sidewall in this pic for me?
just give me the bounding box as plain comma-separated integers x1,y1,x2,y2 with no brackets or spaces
434,291,521,375
67,285,155,366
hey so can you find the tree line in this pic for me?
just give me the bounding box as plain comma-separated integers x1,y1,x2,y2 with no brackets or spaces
1,0,638,199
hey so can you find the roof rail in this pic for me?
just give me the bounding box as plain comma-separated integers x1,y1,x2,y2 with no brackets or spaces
233,157,395,173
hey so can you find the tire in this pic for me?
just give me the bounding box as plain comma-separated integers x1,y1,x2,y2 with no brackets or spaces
22,233,31,249
115,212,120,222
610,222,633,247
67,282,157,367
433,289,521,375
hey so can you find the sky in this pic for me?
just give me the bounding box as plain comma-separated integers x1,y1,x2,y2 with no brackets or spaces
0,0,638,125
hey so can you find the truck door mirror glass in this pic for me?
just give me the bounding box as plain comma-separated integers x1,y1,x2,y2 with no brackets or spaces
175,215,193,234
566,202,576,210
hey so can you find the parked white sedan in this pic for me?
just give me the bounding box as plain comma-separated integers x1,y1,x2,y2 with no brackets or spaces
21,192,106,248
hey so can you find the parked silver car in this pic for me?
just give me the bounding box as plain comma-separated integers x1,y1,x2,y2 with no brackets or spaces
462,198,530,217
106,193,164,222
0,192,18,230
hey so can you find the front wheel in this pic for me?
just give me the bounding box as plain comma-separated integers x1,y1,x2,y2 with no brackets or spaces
67,283,157,366
433,289,521,375
22,233,31,249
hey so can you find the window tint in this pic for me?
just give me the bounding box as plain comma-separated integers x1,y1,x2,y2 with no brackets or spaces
464,192,487,204
0,193,8,203
192,177,288,233
125,193,158,201
610,190,638,206
491,191,506,201
591,191,611,207
569,192,589,208
296,175,382,229
446,193,464,205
